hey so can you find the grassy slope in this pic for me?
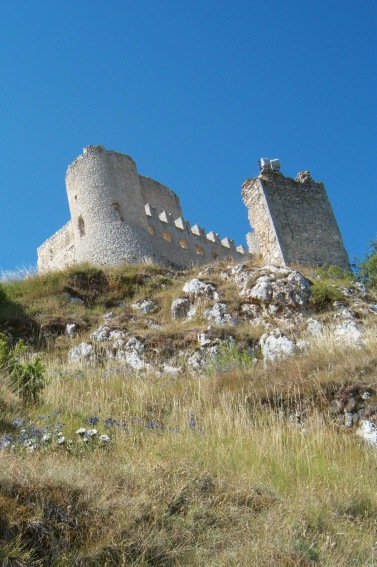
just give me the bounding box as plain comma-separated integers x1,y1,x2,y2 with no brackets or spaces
0,262,376,566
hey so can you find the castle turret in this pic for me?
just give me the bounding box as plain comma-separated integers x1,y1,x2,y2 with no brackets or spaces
65,145,160,265
37,145,250,272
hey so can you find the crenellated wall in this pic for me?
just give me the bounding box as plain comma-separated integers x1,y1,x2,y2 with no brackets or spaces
38,147,349,273
144,204,247,267
37,146,249,272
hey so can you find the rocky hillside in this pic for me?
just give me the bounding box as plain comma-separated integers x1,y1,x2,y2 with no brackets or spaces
0,260,376,566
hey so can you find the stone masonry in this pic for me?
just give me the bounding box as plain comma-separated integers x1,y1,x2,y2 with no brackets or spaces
242,167,350,269
37,147,349,272
37,146,248,272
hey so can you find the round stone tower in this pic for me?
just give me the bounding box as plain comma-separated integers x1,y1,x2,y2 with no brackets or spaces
65,145,159,265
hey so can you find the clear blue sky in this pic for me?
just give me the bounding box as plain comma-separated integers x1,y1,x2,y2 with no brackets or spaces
0,1,376,271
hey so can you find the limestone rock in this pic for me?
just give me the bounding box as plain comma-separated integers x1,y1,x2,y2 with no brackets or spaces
103,311,115,319
306,318,323,335
203,303,237,325
357,420,377,445
182,278,218,300
187,351,206,371
132,298,157,314
171,298,192,320
64,293,84,304
109,330,125,341
246,276,273,302
91,326,111,341
116,336,151,371
197,332,213,347
117,349,151,371
68,342,94,362
234,266,311,317
124,336,144,354
65,323,77,338
333,320,364,346
260,329,296,362
162,364,182,376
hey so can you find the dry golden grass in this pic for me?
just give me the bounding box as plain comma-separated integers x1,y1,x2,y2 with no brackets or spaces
0,262,377,565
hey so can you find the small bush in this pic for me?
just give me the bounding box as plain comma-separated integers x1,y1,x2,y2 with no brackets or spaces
209,340,255,373
310,281,344,311
357,239,377,290
0,333,45,404
315,263,354,285
0,284,6,305
9,356,45,404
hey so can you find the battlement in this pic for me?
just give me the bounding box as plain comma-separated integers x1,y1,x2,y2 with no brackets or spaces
144,204,247,266
37,147,349,273
38,146,250,272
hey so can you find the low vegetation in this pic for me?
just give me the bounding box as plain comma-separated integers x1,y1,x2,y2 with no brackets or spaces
0,259,376,566
357,239,377,290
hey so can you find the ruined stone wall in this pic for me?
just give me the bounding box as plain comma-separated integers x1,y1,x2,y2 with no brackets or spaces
145,205,248,267
65,146,159,266
37,221,76,272
139,175,183,218
242,170,350,268
38,145,249,272
242,178,284,265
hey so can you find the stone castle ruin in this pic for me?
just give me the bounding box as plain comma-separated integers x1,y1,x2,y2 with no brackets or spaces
37,146,350,272
242,159,350,269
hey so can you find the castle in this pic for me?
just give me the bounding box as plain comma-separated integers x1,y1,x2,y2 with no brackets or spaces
37,146,350,272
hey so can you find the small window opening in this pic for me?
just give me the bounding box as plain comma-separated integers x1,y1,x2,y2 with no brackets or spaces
179,238,189,249
212,251,219,259
78,215,85,237
163,231,172,242
112,202,124,221
74,194,77,201
195,244,204,255
148,225,155,235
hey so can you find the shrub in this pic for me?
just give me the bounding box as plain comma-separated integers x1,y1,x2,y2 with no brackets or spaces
209,340,255,373
315,263,354,285
0,284,6,305
0,333,45,404
310,280,344,311
9,356,45,404
357,239,377,290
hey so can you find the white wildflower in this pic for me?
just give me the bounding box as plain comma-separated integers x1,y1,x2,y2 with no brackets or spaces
75,428,87,436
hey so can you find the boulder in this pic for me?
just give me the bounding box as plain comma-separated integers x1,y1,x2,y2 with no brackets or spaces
91,325,111,341
357,420,377,445
234,266,311,316
68,342,94,362
65,323,77,338
333,319,364,346
182,278,218,300
132,299,157,314
260,328,296,362
171,298,192,320
204,303,237,325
